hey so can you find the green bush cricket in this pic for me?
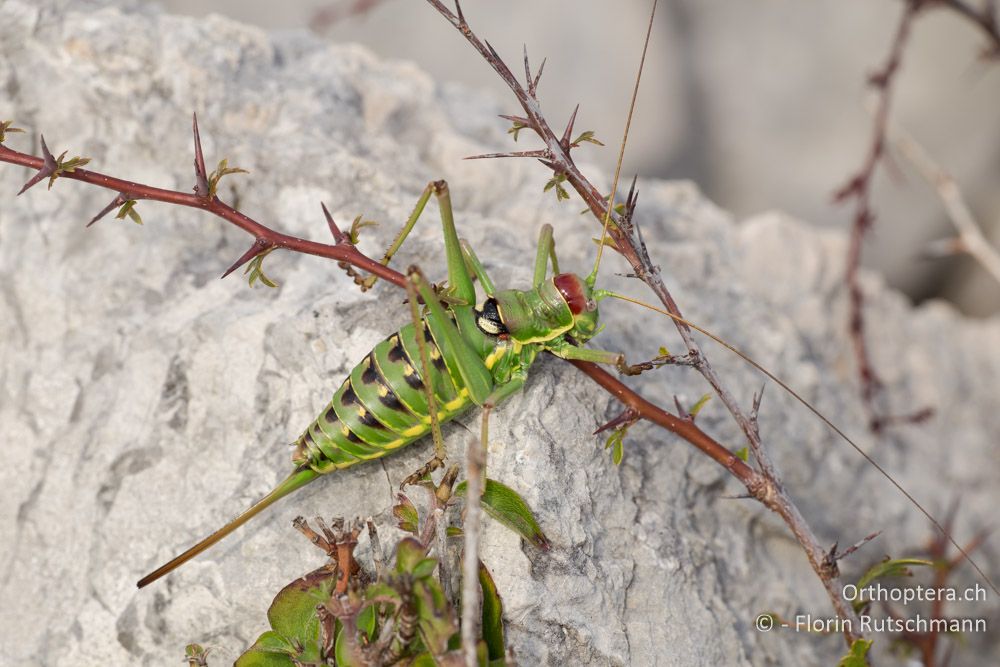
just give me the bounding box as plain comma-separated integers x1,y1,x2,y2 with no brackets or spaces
137,180,631,588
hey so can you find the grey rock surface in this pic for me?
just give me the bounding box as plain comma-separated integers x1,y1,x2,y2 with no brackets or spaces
1,2,998,665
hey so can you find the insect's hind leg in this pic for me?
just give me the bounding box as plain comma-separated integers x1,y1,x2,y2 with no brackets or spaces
399,266,448,487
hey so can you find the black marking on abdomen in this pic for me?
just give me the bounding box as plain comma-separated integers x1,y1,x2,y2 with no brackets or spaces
361,357,379,385
387,336,406,362
379,385,405,411
342,383,361,404
358,409,383,428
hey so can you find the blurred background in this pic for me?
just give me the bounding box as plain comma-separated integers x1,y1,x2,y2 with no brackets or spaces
153,0,1000,315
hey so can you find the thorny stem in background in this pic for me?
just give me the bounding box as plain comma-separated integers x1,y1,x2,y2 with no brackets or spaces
309,0,392,31
888,119,1000,286
835,0,999,432
834,0,926,433
426,0,871,641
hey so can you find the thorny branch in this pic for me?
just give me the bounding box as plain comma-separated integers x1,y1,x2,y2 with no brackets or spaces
0,116,408,289
835,0,999,432
426,0,870,641
835,1,930,433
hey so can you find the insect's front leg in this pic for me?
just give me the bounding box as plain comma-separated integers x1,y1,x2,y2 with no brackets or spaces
545,339,652,376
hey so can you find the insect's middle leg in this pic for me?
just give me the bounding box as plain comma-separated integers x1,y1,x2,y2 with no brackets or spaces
533,223,560,288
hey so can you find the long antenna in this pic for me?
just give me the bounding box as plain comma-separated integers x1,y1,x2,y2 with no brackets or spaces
137,467,319,588
587,0,659,287
598,288,999,596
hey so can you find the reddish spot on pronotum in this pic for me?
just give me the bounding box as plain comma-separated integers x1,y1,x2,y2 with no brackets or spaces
554,273,588,314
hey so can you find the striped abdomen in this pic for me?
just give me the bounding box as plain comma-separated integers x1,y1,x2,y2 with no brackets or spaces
293,318,491,473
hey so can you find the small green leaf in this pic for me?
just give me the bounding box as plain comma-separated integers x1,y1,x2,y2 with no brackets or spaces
357,603,378,642
603,424,631,466
612,438,624,465
657,346,670,357
543,174,570,202
479,562,505,661
571,130,604,147
413,577,457,655
394,493,419,534
407,653,438,667
412,557,438,580
507,120,528,142
334,619,368,667
365,581,404,605
395,537,429,573
266,567,337,657
348,215,377,245
856,557,933,590
0,120,24,143
244,247,278,289
837,638,873,667
115,200,142,225
234,631,297,667
48,151,90,189
735,447,749,462
456,479,549,550
446,526,464,538
207,158,249,197
688,393,712,418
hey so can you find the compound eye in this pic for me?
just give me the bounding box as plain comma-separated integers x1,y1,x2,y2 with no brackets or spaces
585,299,597,312
475,298,507,336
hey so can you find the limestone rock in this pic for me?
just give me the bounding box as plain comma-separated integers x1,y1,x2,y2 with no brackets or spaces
1,2,997,665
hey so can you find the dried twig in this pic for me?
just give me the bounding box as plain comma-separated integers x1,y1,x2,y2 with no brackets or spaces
461,409,489,667
887,119,1000,286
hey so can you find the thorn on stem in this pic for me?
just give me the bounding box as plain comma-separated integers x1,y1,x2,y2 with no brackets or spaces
221,238,270,279
322,201,349,244
87,193,129,227
560,104,580,150
191,113,210,198
522,44,545,97
17,135,58,195
594,407,640,435
465,149,549,161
